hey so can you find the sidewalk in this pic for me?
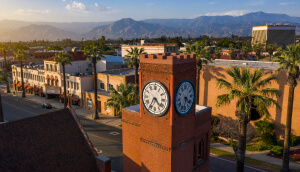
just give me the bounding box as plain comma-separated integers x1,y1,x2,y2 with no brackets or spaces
211,142,300,171
5,87,122,129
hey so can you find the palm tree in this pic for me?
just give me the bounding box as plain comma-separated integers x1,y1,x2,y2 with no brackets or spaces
186,41,212,104
106,83,139,117
54,52,72,108
272,44,300,172
214,47,222,59
228,43,236,60
123,47,145,91
0,69,9,122
267,44,277,61
83,42,105,120
252,41,265,61
241,46,251,60
0,43,11,93
216,67,280,172
13,49,28,98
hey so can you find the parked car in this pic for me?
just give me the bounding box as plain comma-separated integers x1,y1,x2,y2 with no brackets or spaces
42,103,52,109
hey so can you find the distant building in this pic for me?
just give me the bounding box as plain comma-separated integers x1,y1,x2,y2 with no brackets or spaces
121,40,178,57
252,24,296,47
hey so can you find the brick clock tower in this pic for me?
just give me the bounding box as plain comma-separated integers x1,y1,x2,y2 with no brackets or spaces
122,53,212,172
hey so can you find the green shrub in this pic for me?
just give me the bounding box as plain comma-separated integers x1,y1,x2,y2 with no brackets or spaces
270,146,283,156
261,133,277,145
254,118,275,135
211,115,220,138
246,144,267,151
290,135,300,146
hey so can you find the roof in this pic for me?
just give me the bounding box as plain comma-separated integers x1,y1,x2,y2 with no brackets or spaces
207,59,279,70
86,89,113,97
0,108,100,171
103,55,126,65
101,68,135,76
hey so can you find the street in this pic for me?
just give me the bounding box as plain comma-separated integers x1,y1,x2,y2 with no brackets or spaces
1,91,266,172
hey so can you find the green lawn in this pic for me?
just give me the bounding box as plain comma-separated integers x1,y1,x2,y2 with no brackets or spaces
210,147,299,172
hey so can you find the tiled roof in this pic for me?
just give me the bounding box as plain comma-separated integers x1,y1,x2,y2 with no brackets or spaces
0,108,100,171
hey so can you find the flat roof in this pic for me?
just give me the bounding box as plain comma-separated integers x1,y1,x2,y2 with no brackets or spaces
207,59,279,70
109,69,135,76
86,89,113,97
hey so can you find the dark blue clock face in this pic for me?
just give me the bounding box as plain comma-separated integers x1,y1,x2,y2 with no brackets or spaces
175,80,195,116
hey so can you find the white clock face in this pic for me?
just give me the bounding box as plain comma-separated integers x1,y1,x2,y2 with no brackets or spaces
175,81,195,116
142,81,169,116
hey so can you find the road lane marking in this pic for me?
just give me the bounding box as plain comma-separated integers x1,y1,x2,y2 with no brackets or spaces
109,131,120,135
3,101,37,115
210,153,267,172
88,133,122,144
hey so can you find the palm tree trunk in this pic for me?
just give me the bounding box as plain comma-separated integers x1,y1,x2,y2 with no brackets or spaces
93,60,99,119
0,91,4,122
281,85,295,172
20,61,25,98
196,67,200,105
4,50,10,93
236,120,248,172
134,65,138,91
63,65,67,108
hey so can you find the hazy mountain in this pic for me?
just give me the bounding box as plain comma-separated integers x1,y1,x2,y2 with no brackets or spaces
0,24,79,42
0,12,299,41
83,18,192,39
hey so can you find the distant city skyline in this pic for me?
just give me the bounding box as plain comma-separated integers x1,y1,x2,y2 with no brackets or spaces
1,0,299,22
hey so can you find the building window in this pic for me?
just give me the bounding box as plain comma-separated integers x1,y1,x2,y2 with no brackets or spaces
105,102,110,112
67,81,69,88
99,82,104,90
77,83,79,90
71,82,73,89
117,85,121,92
87,98,92,107
54,65,57,72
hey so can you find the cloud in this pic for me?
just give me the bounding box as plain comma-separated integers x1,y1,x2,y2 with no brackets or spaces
62,0,66,2
194,10,251,18
16,9,50,14
279,2,296,5
65,1,87,12
95,3,98,7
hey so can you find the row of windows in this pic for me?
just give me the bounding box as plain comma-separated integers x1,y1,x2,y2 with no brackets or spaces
15,72,45,82
99,82,120,92
45,64,58,72
63,81,80,90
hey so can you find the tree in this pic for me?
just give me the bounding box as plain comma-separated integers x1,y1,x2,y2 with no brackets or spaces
216,67,280,172
214,47,222,59
241,45,251,60
186,41,212,104
83,42,105,120
0,69,9,122
272,43,300,172
106,83,139,117
0,43,11,93
228,43,236,60
48,45,63,51
54,52,72,108
123,47,145,91
252,41,265,61
13,49,28,98
267,44,277,61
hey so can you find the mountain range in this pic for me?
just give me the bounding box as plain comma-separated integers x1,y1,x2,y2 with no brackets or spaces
0,12,299,42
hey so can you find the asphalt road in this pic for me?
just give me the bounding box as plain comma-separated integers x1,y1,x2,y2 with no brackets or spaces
1,91,266,172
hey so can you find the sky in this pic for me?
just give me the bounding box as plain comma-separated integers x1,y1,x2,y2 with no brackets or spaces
0,0,299,22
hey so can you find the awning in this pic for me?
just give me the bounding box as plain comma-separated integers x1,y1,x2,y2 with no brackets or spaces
26,86,33,90
33,87,39,92
46,77,50,80
39,89,43,93
70,97,80,101
17,83,22,88
12,82,16,86
54,78,58,82
24,84,28,88
50,78,54,81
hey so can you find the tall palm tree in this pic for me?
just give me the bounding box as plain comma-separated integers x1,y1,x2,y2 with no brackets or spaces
186,41,212,104
54,52,72,108
106,83,139,117
83,42,105,120
13,49,28,98
0,43,11,93
0,69,9,122
241,46,251,60
123,47,145,91
273,44,300,172
267,44,277,61
216,67,280,172
252,41,265,61
228,43,236,60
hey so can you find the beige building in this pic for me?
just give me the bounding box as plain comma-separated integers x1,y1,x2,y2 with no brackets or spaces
121,41,178,57
83,68,135,116
252,24,296,47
